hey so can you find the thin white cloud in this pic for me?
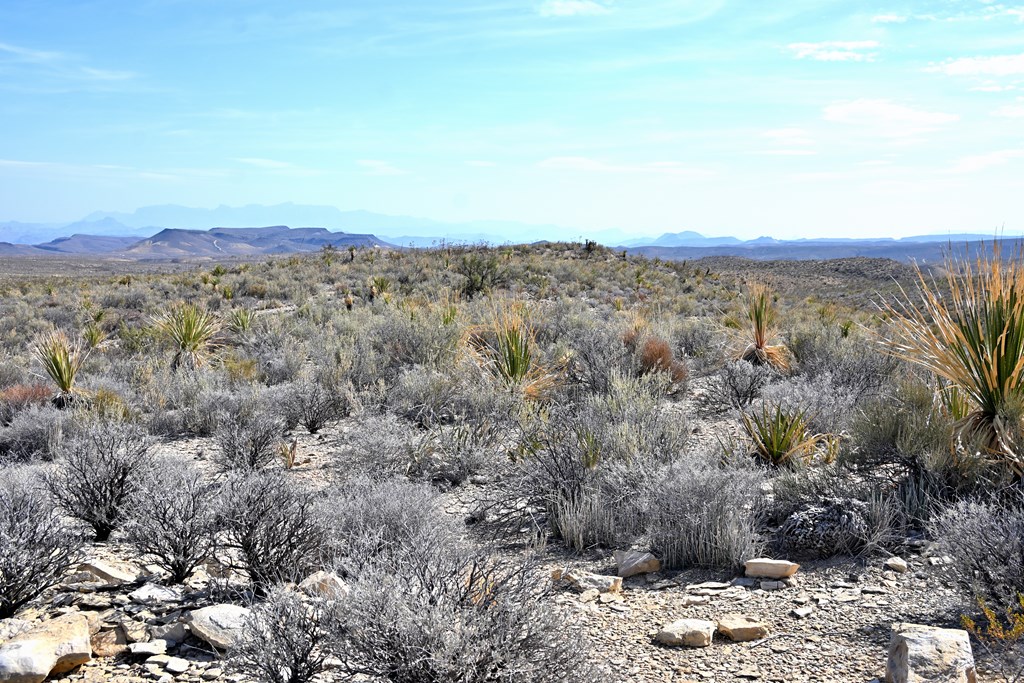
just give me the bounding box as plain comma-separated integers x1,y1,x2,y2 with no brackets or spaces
357,160,408,176
993,103,1024,117
823,99,959,137
946,149,1024,174
538,0,611,17
928,53,1024,76
79,67,136,81
537,156,713,177
788,40,879,62
871,14,907,24
971,82,1018,92
0,41,63,62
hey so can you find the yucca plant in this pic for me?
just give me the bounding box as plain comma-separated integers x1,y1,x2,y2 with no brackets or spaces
739,282,790,371
741,403,836,468
82,322,108,350
33,330,87,408
155,303,221,371
227,307,256,336
467,303,560,401
880,245,1024,475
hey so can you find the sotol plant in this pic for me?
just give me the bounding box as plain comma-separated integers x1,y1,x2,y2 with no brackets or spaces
881,246,1024,475
739,282,790,371
156,303,222,371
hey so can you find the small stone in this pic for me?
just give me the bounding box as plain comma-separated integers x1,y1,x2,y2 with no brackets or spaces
560,569,622,594
579,589,599,603
655,619,716,648
149,622,189,646
77,560,139,585
202,668,223,680
128,639,168,656
613,550,661,578
744,559,800,579
792,606,814,619
164,657,189,675
186,605,251,651
759,581,785,591
716,614,769,642
128,584,182,606
298,571,350,600
885,557,909,574
90,628,128,658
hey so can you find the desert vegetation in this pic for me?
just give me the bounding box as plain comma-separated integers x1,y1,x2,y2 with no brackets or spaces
1,242,1022,681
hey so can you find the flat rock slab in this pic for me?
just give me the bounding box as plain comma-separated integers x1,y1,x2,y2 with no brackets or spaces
745,558,800,579
717,614,769,642
656,619,716,648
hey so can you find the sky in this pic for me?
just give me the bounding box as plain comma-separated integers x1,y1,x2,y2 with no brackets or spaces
1,0,1023,240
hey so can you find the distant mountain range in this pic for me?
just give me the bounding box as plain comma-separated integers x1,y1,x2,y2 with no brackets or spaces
1,203,1020,261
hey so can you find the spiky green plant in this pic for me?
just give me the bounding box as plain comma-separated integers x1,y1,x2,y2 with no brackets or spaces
33,330,86,408
467,303,559,401
227,307,256,335
739,282,790,371
880,245,1024,474
741,403,836,468
82,322,108,350
155,303,221,371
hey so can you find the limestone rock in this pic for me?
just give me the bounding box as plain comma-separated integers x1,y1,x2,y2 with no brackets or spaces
744,558,800,579
613,550,661,578
299,571,350,600
77,560,138,586
0,613,91,683
186,605,250,651
560,569,622,594
716,614,769,642
0,621,33,645
885,557,909,574
128,584,181,605
655,619,716,648
164,656,189,675
127,640,167,657
149,622,189,645
886,623,976,683
90,628,127,658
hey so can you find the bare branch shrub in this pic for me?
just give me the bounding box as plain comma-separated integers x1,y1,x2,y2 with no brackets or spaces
46,418,153,541
0,404,69,463
0,471,83,618
217,471,328,592
229,587,334,683
701,360,776,414
215,398,284,471
124,457,217,583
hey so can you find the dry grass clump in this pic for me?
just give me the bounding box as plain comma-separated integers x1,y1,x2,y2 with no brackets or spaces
880,246,1024,475
739,282,790,371
466,302,560,402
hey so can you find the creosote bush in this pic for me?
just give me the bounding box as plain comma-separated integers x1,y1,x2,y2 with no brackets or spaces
125,458,217,584
0,471,83,618
47,418,153,541
217,471,327,592
215,398,285,471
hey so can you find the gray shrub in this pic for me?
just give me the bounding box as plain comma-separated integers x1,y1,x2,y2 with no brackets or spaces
0,471,83,618
215,399,284,471
46,418,153,541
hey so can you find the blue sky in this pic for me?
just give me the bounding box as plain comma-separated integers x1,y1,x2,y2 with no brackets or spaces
1,0,1023,239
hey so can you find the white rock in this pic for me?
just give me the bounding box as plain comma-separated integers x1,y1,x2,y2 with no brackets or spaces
164,656,189,675
127,640,168,657
613,551,661,578
149,622,189,645
0,613,91,683
186,605,250,651
885,557,909,574
299,571,350,600
886,623,976,683
128,584,182,605
744,558,800,579
716,614,769,642
655,619,716,648
561,569,622,594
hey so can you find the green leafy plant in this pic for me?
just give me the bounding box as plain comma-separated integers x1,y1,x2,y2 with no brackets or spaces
155,303,221,371
741,403,837,468
880,246,1024,475
467,303,559,402
739,282,790,371
227,307,256,335
32,330,87,408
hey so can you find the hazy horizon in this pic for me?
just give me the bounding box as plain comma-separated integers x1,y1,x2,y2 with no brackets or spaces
2,1,1023,239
